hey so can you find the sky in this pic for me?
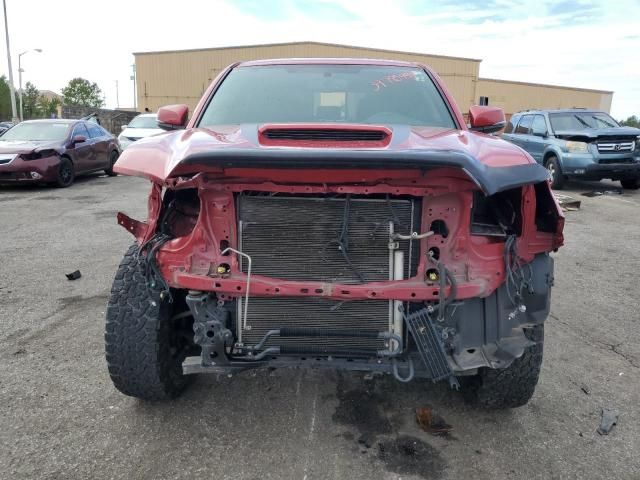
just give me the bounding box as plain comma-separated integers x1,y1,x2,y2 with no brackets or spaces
1,0,638,118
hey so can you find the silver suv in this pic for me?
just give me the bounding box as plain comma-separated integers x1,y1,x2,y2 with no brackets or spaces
502,109,640,189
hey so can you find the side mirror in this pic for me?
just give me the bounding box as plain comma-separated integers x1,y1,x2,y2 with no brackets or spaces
120,124,128,131
532,131,548,138
468,106,506,134
72,135,87,144
157,104,189,131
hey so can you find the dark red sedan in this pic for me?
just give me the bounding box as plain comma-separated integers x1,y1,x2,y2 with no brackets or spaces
0,119,121,187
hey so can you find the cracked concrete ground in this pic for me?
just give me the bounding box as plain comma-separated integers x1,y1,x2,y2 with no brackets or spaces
0,174,638,480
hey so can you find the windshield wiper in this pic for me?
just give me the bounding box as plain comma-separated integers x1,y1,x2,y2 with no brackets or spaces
573,115,592,128
590,115,616,128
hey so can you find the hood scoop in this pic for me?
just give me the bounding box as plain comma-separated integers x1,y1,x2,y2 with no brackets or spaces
258,124,392,147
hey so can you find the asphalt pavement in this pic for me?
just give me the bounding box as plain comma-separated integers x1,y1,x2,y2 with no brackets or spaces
1,173,638,480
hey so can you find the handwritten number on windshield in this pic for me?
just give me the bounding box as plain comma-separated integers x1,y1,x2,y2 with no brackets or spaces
371,71,416,92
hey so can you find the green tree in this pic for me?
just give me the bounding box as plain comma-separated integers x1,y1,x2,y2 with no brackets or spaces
619,115,639,128
22,81,40,119
61,77,104,107
0,75,16,121
38,95,60,118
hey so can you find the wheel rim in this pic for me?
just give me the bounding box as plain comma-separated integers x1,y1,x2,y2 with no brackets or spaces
547,162,556,181
60,163,72,184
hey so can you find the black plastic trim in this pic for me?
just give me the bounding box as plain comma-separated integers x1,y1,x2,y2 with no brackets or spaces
180,148,550,195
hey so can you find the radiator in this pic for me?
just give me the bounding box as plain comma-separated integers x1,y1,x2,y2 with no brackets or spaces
236,195,418,350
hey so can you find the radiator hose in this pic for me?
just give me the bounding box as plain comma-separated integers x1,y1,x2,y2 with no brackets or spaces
392,357,415,383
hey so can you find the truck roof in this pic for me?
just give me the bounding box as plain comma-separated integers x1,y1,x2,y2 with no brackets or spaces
238,57,422,68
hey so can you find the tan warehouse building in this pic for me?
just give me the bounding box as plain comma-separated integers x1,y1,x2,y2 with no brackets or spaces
133,41,613,118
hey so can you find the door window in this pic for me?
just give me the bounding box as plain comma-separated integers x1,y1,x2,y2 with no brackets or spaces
87,122,105,138
504,115,519,134
515,115,533,134
71,123,90,140
531,115,547,136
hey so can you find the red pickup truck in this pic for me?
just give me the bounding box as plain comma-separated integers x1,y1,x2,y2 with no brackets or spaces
106,58,563,408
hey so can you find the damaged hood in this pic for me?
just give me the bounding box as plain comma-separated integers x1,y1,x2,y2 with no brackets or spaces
114,124,547,195
0,139,61,154
554,126,640,141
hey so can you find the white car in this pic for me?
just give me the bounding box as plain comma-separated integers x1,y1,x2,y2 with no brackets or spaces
118,113,163,149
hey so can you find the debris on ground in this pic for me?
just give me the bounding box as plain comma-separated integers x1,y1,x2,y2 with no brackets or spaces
65,270,82,281
597,408,619,435
581,190,623,198
580,384,591,395
13,347,26,355
377,435,446,477
415,407,452,436
357,433,374,449
554,193,581,211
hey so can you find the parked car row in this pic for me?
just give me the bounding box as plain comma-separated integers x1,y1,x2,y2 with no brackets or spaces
2,107,640,190
501,109,640,189
0,113,161,187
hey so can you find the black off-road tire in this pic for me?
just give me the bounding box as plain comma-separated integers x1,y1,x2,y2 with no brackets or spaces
104,150,119,177
620,178,640,190
105,244,192,400
545,156,565,190
55,157,75,188
461,325,544,409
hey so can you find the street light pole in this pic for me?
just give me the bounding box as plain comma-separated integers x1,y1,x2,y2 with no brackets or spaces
18,52,22,120
18,48,42,121
2,0,18,122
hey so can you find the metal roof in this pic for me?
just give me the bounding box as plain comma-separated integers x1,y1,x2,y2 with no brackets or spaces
133,41,482,63
479,77,612,94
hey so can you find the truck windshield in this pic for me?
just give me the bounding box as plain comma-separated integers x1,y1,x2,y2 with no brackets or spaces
198,65,456,128
549,112,619,131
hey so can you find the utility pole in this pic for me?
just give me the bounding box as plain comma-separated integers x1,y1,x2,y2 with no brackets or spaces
130,64,137,110
2,0,18,122
115,80,119,108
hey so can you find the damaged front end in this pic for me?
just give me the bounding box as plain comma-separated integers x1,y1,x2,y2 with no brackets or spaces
118,157,563,386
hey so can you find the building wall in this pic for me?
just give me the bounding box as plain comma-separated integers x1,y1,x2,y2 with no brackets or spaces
134,42,613,119
134,42,481,113
38,90,62,102
477,78,612,117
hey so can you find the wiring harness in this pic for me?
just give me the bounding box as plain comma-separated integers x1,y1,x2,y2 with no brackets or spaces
137,233,173,304
503,234,534,308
